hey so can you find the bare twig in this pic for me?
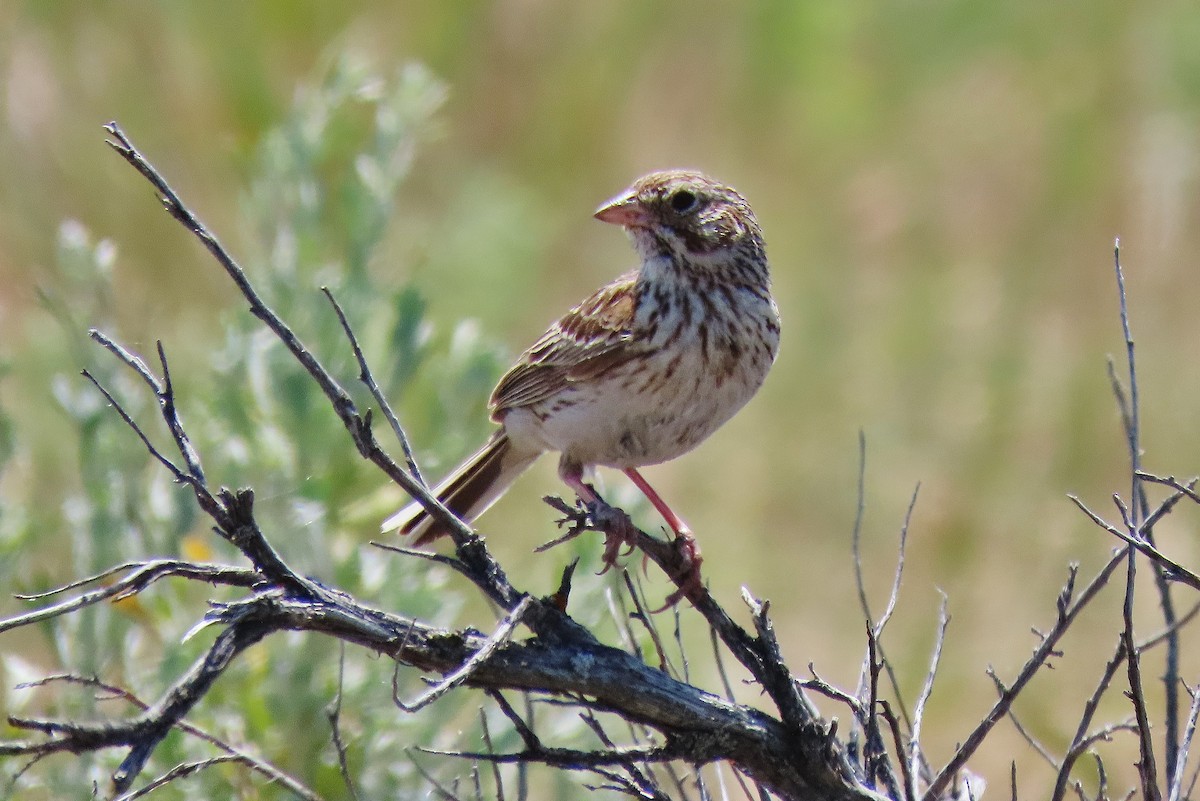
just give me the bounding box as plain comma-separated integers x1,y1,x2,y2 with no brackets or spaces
88,331,206,483
321,286,426,487
2,560,255,634
1111,239,1162,801
739,588,816,732
854,473,918,794
1063,722,1139,779
1168,683,1200,801
577,709,670,800
986,668,1057,770
326,645,361,801
13,674,320,801
1051,638,1128,801
877,483,919,638
410,753,466,801
863,625,904,799
1136,469,1200,762
880,701,915,801
113,754,245,801
5,608,275,795
487,691,540,753
478,707,505,801
1111,240,1140,513
923,551,1126,801
369,539,477,581
1124,542,1161,801
82,359,333,597
909,593,949,799
1137,468,1192,772
1137,472,1200,508
1068,496,1200,592
102,122,518,609
802,665,866,722
847,431,917,800
1141,600,1200,652
80,367,194,489
621,570,675,676
852,431,871,624
709,626,737,702
394,597,532,713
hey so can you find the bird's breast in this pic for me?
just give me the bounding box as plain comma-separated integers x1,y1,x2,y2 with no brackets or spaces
506,278,778,469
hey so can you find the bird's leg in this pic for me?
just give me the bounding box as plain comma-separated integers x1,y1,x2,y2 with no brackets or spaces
558,460,635,571
622,468,691,536
623,468,704,607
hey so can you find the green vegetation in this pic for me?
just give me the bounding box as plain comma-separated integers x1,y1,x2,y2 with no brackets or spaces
2,3,1200,798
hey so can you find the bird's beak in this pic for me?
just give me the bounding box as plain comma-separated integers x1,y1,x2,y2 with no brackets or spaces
594,193,650,227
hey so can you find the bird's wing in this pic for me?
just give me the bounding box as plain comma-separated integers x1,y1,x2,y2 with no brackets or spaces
489,271,644,414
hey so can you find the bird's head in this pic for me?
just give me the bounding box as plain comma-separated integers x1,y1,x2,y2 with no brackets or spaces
594,170,765,267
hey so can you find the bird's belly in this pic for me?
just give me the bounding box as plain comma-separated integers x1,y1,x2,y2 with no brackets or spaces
505,341,771,469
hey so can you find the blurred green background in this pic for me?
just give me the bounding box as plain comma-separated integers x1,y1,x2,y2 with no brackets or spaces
2,1,1200,798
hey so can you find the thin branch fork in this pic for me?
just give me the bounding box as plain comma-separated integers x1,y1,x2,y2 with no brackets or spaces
15,675,321,801
394,597,533,713
1051,638,1129,801
0,559,256,635
922,550,1127,801
909,593,949,800
103,121,519,610
1068,495,1200,592
6,608,273,794
80,342,331,599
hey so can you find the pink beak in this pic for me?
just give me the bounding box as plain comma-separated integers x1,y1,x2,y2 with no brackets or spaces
594,194,650,227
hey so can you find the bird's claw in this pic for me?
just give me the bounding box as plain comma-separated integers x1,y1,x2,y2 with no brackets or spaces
549,494,704,611
649,531,704,611
587,500,636,575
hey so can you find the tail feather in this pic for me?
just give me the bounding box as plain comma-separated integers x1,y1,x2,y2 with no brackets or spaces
381,431,538,545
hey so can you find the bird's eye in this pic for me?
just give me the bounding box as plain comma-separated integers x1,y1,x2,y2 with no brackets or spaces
669,189,698,213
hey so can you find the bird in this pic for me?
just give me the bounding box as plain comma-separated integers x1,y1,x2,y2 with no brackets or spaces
383,170,779,589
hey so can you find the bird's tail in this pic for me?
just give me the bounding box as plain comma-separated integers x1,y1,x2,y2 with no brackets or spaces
381,431,539,545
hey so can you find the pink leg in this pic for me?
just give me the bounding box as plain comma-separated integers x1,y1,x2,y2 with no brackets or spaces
624,468,703,608
622,468,691,536
559,465,599,504
559,461,633,570
559,462,704,608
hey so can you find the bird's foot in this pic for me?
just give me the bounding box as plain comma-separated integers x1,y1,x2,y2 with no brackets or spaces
588,500,637,574
547,490,704,611
650,529,705,611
